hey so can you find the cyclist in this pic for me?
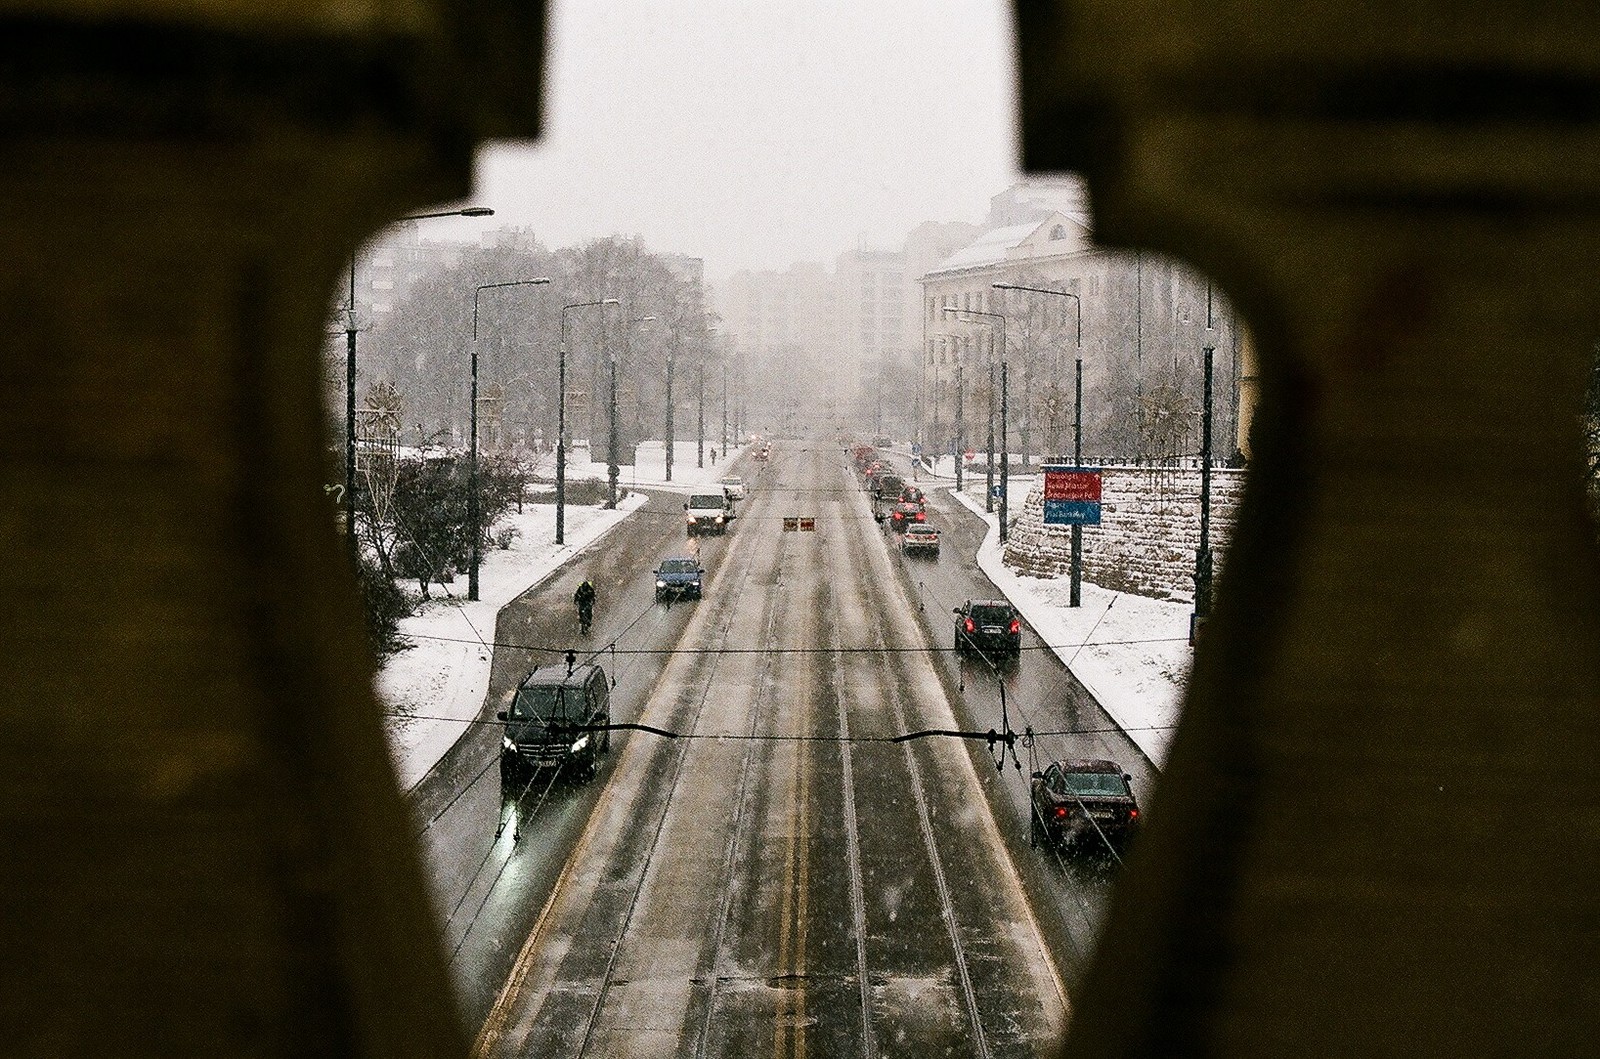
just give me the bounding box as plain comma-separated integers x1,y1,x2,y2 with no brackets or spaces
574,578,596,633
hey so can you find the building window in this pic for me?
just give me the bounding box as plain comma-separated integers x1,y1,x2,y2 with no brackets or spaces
1050,224,1068,240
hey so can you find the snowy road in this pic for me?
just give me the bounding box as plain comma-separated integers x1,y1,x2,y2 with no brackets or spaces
472,442,1067,1058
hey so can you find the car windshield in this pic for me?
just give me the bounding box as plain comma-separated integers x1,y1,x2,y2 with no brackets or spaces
688,495,723,508
512,685,579,723
660,559,698,573
971,605,1013,624
1063,771,1130,797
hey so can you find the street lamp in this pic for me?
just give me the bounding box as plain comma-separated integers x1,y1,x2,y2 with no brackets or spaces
1194,281,1217,636
944,305,1010,540
995,282,1084,605
613,315,656,508
344,205,493,567
559,298,618,545
469,276,550,601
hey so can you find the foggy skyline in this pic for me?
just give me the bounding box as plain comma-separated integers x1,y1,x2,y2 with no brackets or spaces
430,0,1020,283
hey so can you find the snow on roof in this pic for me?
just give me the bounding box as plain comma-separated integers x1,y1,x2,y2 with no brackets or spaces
922,212,1094,279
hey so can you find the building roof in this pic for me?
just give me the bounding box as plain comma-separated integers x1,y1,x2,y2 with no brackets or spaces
921,212,1094,280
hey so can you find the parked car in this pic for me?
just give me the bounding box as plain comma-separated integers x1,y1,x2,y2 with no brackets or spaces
888,501,927,533
654,556,704,600
953,599,1022,657
685,492,734,536
1029,759,1141,855
717,475,745,500
901,524,940,557
497,663,611,787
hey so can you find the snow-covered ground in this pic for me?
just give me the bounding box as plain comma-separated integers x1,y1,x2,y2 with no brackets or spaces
377,443,742,790
377,441,1188,795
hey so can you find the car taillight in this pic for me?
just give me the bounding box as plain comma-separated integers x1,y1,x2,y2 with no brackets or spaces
1009,619,1020,634
915,511,925,521
964,618,975,633
1129,809,1139,819
1053,806,1068,819
893,511,902,521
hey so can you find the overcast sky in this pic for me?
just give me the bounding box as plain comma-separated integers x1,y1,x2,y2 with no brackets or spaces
452,0,1019,283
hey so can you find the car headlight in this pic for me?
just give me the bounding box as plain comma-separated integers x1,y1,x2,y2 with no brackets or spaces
714,515,724,523
570,734,590,753
502,736,515,752
657,579,668,588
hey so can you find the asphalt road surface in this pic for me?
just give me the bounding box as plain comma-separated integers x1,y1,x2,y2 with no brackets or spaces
405,440,1162,1055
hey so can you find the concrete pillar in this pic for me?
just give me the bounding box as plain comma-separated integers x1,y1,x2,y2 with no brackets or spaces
0,8,545,1056
1017,3,1600,1055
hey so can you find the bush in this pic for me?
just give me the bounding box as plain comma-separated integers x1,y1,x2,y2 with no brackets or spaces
494,525,521,550
356,554,412,658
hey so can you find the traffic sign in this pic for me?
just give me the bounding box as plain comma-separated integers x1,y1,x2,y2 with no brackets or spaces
1043,466,1102,525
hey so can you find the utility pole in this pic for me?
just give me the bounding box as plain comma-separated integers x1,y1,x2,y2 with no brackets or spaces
999,354,1010,542
469,273,547,600
665,348,675,482
993,281,1083,604
344,261,358,568
606,353,619,509
720,358,728,457
696,352,705,468
955,354,964,493
1073,356,1083,606
1194,282,1216,635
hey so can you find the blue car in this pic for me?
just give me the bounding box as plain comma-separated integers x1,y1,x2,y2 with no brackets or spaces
654,557,704,600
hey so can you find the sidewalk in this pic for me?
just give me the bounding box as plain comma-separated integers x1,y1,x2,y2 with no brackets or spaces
377,445,743,790
945,481,1190,768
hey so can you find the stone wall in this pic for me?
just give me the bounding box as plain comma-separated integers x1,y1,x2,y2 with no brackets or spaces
1003,466,1245,600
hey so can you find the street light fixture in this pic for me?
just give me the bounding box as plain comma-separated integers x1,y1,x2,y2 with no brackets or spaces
995,282,1085,605
468,276,550,601
559,298,618,545
344,205,494,568
944,305,1010,541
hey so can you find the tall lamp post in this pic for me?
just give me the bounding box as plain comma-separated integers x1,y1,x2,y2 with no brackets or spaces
612,315,656,508
665,346,676,483
344,205,493,567
944,305,1010,540
995,282,1084,604
559,298,618,545
1194,282,1217,636
469,276,550,601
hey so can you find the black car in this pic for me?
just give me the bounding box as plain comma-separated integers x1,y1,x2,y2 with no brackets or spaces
1029,759,1141,855
888,501,926,533
953,599,1022,657
497,663,611,787
654,556,704,600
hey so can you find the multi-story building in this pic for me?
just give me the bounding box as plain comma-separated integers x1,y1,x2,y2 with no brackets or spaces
920,208,1239,465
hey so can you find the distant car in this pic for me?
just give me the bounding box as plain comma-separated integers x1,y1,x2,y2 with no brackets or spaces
1029,759,1141,855
888,501,927,533
654,556,704,600
901,524,940,557
754,446,770,461
872,473,905,503
717,475,745,500
685,493,733,536
898,485,926,507
953,599,1022,657
497,663,611,787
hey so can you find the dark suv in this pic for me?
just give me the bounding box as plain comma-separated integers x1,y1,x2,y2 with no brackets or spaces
1029,759,1141,855
953,599,1022,657
497,663,611,787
